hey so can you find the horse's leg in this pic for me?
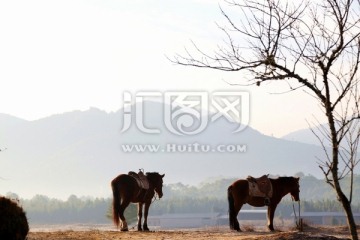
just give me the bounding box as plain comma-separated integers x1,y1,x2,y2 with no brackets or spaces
228,185,242,231
137,203,143,231
142,202,150,231
119,199,130,231
233,203,242,231
267,204,277,231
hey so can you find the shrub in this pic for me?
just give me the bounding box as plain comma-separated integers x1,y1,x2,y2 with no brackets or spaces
0,197,29,240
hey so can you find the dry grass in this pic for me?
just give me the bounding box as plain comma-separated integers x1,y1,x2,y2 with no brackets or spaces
26,225,357,240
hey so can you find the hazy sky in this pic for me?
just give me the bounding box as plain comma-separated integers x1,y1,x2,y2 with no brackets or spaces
0,0,326,137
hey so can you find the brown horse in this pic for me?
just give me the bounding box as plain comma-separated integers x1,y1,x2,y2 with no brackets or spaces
228,176,300,231
111,172,165,231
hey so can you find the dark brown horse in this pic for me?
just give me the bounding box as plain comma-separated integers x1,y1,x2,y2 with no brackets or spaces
111,172,165,231
228,176,300,231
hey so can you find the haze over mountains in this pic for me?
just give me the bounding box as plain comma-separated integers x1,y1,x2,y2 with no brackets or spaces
0,101,338,199
282,125,330,146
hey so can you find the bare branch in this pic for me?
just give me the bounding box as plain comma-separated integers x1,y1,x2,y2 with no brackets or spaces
172,1,360,236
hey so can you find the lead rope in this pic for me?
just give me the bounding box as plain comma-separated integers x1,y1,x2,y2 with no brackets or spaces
292,196,302,231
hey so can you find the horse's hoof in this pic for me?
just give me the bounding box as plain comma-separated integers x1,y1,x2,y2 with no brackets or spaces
121,228,128,232
143,224,150,231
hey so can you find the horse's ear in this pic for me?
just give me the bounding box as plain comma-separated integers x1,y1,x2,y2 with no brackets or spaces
161,174,165,178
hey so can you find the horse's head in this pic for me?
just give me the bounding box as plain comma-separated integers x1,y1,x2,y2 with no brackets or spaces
290,177,300,201
146,172,165,198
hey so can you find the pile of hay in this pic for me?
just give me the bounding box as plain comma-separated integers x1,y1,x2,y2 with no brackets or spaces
0,196,29,240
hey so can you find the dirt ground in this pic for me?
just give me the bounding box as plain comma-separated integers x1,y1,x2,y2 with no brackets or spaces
27,225,357,240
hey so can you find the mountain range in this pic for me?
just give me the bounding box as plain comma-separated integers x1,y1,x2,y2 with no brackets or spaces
282,125,331,146
0,102,346,199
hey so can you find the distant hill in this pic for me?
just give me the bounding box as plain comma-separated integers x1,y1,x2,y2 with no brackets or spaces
282,122,360,151
0,102,338,199
281,125,328,146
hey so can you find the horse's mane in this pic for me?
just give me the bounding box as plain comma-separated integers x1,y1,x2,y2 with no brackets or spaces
273,176,298,185
277,176,295,181
145,172,161,181
145,172,160,177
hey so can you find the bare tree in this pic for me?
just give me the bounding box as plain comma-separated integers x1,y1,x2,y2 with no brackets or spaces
172,0,360,239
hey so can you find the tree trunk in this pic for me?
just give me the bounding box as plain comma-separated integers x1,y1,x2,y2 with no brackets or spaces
332,158,358,240
328,110,359,240
341,196,359,240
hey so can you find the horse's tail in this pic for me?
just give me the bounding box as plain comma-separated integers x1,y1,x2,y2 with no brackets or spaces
227,185,236,230
111,179,120,227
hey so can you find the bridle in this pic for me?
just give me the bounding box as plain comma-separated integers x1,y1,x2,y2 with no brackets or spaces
151,178,163,204
151,191,160,204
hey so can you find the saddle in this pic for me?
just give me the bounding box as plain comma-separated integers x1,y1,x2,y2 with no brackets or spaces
128,170,149,190
247,175,273,202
